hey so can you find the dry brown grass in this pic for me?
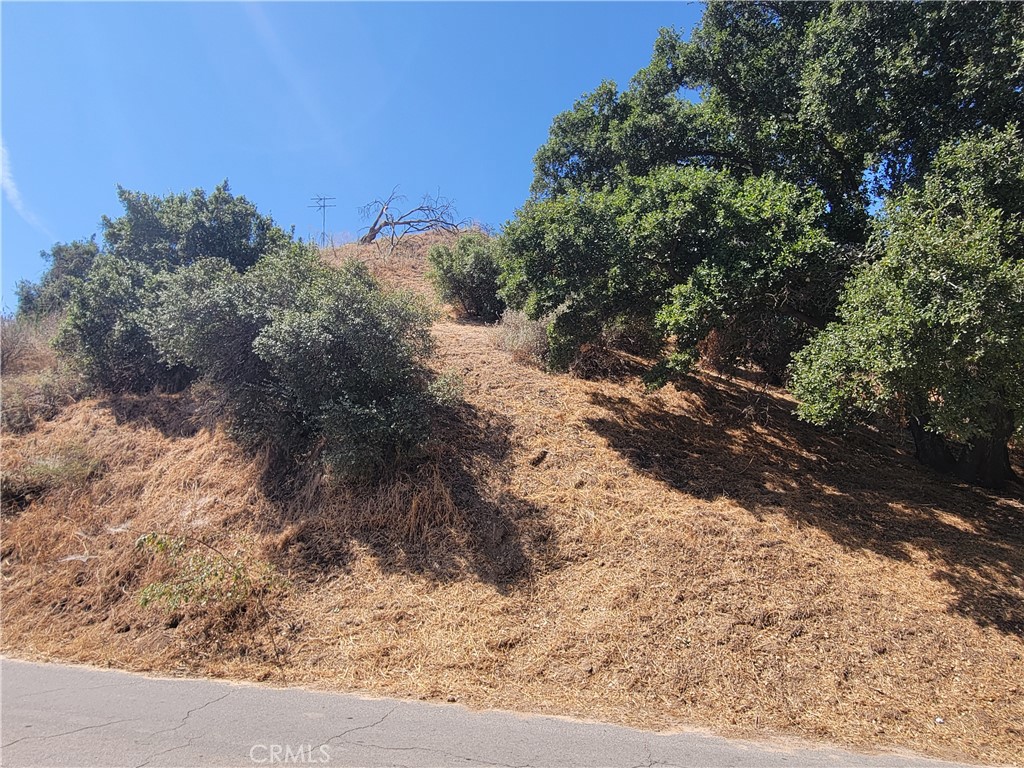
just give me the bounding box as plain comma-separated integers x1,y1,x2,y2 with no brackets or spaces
1,314,91,434
2,238,1022,766
1,314,58,376
2,367,92,434
322,229,462,298
495,309,550,367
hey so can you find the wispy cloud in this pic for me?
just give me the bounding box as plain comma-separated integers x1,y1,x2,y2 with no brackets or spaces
242,3,350,167
2,142,55,240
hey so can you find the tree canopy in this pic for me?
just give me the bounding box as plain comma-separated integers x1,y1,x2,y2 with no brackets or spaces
791,127,1024,487
528,2,1023,242
500,0,1024,487
16,238,101,318
101,180,291,273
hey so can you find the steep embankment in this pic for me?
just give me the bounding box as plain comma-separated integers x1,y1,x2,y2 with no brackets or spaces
2,241,1022,766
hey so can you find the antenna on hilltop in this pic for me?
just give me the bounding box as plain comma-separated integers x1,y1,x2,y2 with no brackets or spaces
308,195,336,247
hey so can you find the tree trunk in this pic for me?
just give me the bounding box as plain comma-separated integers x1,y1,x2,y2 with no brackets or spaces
954,405,1017,490
908,407,1017,490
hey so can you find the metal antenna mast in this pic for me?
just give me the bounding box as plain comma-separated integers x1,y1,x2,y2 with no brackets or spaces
308,195,336,247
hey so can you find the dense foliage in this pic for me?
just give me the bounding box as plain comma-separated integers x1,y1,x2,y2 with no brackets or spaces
427,233,505,321
792,129,1024,487
101,181,291,272
14,3,1024,488
500,0,1023,486
54,254,191,393
529,3,1023,242
51,182,293,394
31,181,441,480
150,248,438,479
502,168,839,376
16,238,101,317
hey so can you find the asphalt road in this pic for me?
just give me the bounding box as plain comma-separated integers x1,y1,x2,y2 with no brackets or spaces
1,658,977,768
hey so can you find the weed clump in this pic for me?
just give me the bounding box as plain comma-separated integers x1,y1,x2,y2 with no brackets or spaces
137,533,285,612
1,315,90,434
1,313,58,375
1,442,103,514
495,309,550,367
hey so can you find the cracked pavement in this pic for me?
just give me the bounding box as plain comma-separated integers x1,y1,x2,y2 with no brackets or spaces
1,659,979,767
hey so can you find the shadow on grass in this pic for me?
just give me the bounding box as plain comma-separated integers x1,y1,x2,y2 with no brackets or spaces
96,385,553,593
99,391,201,438
257,401,557,594
584,376,1024,636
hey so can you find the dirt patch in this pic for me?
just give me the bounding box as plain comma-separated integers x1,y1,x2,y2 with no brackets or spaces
2,240,1022,766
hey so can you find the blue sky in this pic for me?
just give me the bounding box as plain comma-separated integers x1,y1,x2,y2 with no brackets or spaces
1,2,703,310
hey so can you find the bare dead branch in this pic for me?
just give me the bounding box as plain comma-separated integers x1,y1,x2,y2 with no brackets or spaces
358,188,469,255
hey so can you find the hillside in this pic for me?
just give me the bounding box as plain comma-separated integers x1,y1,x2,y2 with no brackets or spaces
2,238,1023,766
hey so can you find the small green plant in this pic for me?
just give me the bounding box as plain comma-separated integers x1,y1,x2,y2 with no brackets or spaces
136,533,285,612
427,232,505,321
427,369,464,407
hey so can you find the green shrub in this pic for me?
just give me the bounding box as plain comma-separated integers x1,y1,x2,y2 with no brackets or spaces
15,238,101,318
427,233,505,321
791,128,1024,488
149,246,439,480
102,181,290,273
54,255,191,393
48,182,292,395
499,169,838,376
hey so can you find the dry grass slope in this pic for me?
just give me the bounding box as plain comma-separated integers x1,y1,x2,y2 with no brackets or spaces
2,236,1022,766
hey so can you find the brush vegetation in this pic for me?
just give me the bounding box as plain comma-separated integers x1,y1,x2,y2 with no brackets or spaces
495,1,1024,488
427,232,505,322
150,248,438,480
2,2,1023,766
1,314,91,434
33,182,441,479
2,249,1021,766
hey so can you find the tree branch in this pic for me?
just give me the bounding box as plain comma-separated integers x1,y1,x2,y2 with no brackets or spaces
358,189,468,254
